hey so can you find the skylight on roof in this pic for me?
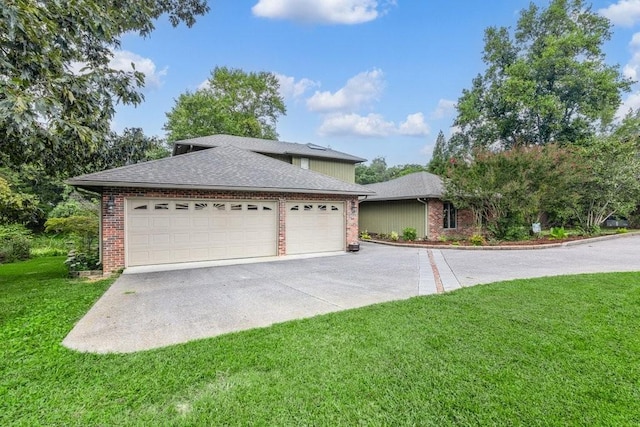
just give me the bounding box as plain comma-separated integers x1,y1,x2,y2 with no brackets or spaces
306,143,327,151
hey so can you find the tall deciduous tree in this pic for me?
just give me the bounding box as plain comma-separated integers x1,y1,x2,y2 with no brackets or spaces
89,128,170,172
0,0,209,177
164,67,286,141
455,0,631,148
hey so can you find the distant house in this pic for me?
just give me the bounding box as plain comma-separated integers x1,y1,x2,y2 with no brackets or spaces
359,172,474,240
67,135,372,274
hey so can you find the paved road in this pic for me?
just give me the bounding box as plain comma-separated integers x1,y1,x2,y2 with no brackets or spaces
63,234,640,354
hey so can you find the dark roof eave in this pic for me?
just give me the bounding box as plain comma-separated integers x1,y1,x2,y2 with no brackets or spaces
66,180,375,196
361,195,442,202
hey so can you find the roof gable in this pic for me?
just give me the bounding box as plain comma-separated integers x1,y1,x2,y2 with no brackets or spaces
67,145,373,196
362,172,444,201
172,134,366,163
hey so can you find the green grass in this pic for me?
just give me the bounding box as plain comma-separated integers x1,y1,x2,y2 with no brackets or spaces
29,234,70,257
2,258,640,426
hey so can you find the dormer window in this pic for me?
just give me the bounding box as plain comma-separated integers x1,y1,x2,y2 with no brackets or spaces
300,157,310,170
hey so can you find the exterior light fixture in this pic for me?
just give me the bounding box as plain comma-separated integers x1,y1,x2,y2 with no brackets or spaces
106,195,115,213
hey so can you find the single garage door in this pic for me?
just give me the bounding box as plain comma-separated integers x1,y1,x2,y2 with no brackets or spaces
126,199,277,266
286,201,345,255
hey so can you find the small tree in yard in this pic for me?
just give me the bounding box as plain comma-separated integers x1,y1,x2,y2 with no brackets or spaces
45,194,100,272
444,145,579,240
45,216,100,271
568,138,640,233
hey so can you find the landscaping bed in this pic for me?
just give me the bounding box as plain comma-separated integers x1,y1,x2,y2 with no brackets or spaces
364,229,637,247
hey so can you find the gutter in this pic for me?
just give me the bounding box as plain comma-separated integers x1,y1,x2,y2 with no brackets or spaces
416,198,429,239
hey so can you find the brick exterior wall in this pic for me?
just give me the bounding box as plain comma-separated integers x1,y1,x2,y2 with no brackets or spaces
427,199,475,241
101,187,359,274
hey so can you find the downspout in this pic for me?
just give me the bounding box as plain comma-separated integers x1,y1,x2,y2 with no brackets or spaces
417,198,428,239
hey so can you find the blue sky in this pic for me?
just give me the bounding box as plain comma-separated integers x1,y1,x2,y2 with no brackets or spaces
112,0,640,166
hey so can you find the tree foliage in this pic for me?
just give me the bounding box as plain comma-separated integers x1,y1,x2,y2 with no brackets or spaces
89,127,170,173
164,67,286,141
0,0,209,177
0,174,41,225
454,0,631,149
355,157,429,184
444,145,576,238
444,136,640,238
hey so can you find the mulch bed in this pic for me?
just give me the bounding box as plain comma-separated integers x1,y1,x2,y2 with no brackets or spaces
366,235,604,247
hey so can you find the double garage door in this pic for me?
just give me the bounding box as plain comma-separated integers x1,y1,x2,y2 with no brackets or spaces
126,199,345,267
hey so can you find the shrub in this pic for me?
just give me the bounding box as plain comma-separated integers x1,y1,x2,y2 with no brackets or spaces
65,250,101,272
616,227,628,234
549,226,569,239
0,224,32,263
45,215,100,271
402,227,417,241
469,234,485,246
48,198,98,219
505,225,530,241
390,231,399,242
360,230,371,240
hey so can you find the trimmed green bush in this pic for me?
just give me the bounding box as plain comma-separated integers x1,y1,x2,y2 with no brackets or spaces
0,224,32,263
402,227,417,241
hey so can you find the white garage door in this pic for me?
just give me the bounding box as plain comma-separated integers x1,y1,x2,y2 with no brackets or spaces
286,201,345,255
126,199,277,267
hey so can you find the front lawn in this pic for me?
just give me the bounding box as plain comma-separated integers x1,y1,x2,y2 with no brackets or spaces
1,258,639,425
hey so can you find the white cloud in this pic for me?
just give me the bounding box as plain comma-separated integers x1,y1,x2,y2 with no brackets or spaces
306,68,384,112
252,0,396,25
318,112,430,137
431,99,457,119
599,0,640,27
617,92,640,118
621,32,640,81
276,74,319,99
318,113,396,137
399,112,430,136
110,50,167,89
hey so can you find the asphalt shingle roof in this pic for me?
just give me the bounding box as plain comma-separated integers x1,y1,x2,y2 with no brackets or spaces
67,145,374,195
172,134,366,163
362,172,444,201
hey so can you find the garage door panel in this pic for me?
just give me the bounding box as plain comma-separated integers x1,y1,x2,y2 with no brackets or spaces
152,217,171,228
126,199,277,267
172,217,190,228
173,233,190,244
129,217,151,228
286,201,345,255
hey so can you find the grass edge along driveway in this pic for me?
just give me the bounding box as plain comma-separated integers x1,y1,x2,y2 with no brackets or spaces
1,256,639,426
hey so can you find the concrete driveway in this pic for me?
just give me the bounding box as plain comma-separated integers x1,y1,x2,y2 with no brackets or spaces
63,234,640,353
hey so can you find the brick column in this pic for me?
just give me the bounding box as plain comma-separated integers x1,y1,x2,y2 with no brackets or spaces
346,196,360,246
101,189,126,274
277,198,287,256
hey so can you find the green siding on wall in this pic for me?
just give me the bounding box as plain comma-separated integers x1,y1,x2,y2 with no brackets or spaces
359,200,427,237
292,157,356,183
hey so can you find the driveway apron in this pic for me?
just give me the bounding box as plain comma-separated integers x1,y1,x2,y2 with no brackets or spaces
63,243,424,353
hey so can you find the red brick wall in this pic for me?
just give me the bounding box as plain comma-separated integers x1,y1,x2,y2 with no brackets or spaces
427,199,475,241
100,187,359,273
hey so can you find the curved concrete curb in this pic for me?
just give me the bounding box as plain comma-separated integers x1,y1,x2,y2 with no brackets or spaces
362,230,640,251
